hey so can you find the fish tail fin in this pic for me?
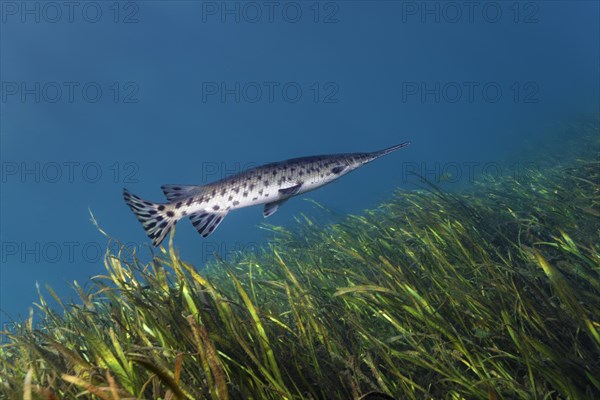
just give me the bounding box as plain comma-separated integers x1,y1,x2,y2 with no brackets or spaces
123,188,178,247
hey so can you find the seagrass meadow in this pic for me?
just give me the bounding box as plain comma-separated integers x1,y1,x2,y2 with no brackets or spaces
1,121,599,400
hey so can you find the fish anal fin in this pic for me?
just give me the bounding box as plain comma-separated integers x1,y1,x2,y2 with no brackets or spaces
278,183,302,196
189,210,228,238
161,184,206,201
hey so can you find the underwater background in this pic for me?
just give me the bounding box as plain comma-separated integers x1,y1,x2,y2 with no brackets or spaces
1,1,599,398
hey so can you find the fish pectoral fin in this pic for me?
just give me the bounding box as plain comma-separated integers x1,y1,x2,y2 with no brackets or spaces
331,165,347,174
189,210,228,238
278,183,302,196
161,184,206,201
263,199,288,218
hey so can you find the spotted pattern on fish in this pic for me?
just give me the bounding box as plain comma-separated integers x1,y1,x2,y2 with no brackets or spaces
124,142,410,246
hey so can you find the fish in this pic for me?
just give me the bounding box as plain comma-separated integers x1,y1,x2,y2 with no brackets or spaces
123,142,411,246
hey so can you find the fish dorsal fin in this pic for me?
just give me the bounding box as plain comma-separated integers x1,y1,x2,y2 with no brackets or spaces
263,199,288,218
188,210,228,238
161,184,206,201
278,183,302,196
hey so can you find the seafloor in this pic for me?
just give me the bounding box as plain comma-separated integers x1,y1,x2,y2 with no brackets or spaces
1,120,599,399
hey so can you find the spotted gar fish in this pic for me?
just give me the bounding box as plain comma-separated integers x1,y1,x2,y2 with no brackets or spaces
124,142,410,246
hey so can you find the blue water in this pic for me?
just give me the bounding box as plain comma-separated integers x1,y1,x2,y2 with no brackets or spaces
1,1,598,329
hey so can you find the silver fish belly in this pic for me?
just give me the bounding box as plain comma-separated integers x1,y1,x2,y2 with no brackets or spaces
124,142,410,246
